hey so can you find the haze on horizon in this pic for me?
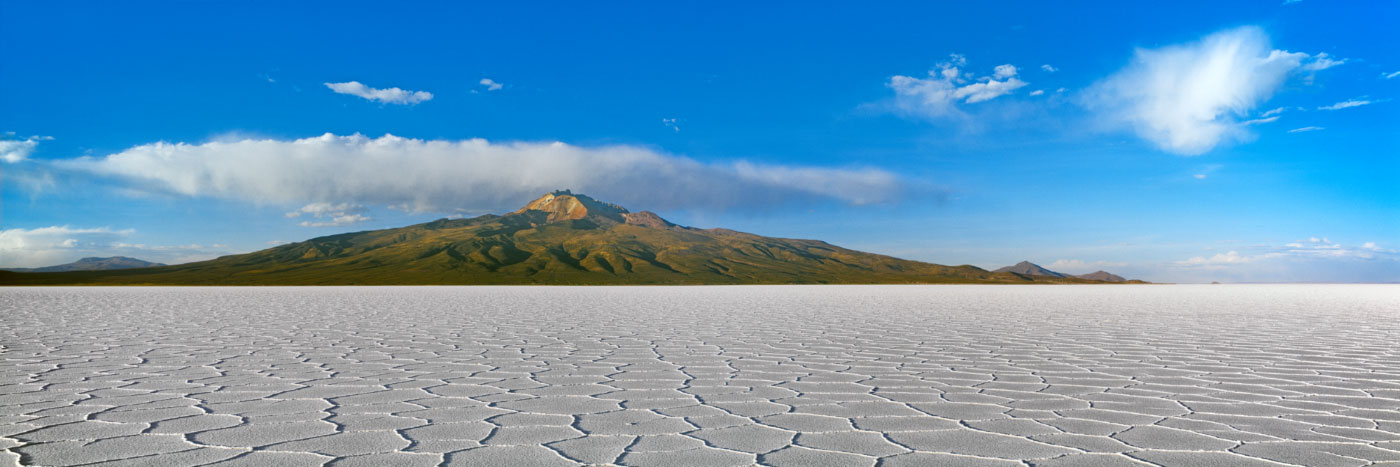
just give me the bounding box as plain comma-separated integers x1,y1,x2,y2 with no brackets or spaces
1,1,1396,283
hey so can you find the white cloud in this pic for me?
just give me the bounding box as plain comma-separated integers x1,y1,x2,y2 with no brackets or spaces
957,77,1029,103
1385,71,1400,79
662,118,680,132
1318,99,1373,110
285,202,372,227
1242,116,1279,125
1191,163,1223,180
1178,250,1251,267
300,214,371,228
1300,53,1345,71
1084,26,1315,155
1040,64,1057,73
1260,107,1286,117
1288,126,1324,133
55,133,904,214
324,81,433,105
479,78,504,91
993,64,1018,80
1142,235,1400,283
887,55,1027,118
1170,237,1388,269
1,134,51,163
1029,90,1045,96
285,202,365,218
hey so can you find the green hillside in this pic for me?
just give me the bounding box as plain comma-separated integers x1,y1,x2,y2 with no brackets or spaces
1,191,1128,286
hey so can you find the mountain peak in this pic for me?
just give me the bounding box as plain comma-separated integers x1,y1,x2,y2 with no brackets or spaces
512,190,629,223
1073,270,1127,282
993,261,1067,278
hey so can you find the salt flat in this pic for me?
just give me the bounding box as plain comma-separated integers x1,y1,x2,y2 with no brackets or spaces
2,285,1398,467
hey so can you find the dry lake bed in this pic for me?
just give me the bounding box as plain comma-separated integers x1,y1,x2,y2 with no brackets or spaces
2,285,1399,467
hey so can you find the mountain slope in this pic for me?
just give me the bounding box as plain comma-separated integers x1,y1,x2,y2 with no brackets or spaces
1,191,1129,286
3,256,164,273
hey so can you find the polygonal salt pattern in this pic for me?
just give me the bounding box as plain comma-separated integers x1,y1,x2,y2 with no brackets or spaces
1,285,1398,466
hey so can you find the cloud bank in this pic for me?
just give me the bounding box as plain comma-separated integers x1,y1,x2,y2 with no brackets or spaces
325,81,434,105
0,226,228,268
1166,237,1399,283
1085,26,1334,155
57,133,904,214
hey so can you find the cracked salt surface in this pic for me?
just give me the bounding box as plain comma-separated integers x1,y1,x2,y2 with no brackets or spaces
1,285,1398,466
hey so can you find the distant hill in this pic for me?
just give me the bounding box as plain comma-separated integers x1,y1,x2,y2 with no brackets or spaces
994,261,1068,278
3,256,164,273
1074,270,1127,282
993,261,1140,283
1,192,1137,286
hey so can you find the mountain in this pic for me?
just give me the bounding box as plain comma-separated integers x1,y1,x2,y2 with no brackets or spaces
993,261,1068,278
1074,270,1127,282
0,191,1135,286
993,261,1139,283
3,256,164,273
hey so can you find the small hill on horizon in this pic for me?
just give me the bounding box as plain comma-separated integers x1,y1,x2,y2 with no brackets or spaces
994,261,1068,278
2,192,1141,286
1074,270,1128,282
993,260,1138,283
3,256,165,273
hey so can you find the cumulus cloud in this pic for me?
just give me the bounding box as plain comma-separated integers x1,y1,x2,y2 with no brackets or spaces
0,226,229,268
887,55,1028,118
325,81,433,105
1084,26,1323,155
479,78,504,91
993,64,1018,80
1318,98,1374,110
1,134,52,163
54,133,904,214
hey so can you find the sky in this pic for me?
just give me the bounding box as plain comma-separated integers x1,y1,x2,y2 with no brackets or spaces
2,1,1397,283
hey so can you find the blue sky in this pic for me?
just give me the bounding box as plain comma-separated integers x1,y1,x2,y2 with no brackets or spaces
2,1,1397,282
